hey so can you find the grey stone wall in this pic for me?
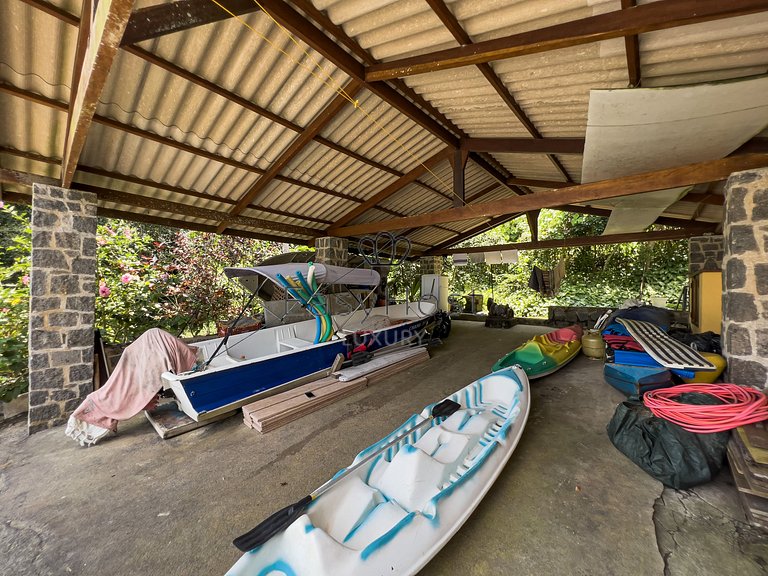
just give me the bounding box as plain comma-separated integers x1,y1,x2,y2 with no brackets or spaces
688,235,724,276
28,184,97,433
314,237,349,267
722,167,768,389
420,256,443,276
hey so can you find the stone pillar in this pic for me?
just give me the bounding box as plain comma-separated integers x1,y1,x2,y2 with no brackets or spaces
688,235,724,276
314,236,349,267
28,184,97,433
419,256,443,276
722,167,768,390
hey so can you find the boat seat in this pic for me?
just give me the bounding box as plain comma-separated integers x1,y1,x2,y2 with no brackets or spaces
279,337,314,350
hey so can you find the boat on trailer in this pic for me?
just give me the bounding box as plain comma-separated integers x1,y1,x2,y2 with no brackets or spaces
227,365,530,576
161,263,437,422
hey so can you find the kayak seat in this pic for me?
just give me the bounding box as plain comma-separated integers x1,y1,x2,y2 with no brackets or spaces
369,444,450,514
341,500,410,551
307,475,385,545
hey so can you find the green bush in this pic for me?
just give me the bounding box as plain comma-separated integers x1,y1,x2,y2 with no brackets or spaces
0,204,30,402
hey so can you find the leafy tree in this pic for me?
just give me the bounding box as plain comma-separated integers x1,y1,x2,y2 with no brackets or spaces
0,203,30,401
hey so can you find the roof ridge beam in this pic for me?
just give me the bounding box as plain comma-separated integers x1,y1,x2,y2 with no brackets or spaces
366,0,768,81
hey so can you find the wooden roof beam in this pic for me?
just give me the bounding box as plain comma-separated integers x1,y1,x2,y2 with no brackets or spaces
329,154,768,237
621,0,642,87
0,146,334,226
28,1,412,185
61,0,136,187
327,147,453,232
425,0,573,182
433,228,714,255
462,137,585,154
220,80,363,233
366,0,768,81
0,84,366,206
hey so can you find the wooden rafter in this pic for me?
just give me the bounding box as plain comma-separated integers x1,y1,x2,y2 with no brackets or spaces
0,147,334,226
0,83,370,207
327,147,453,232
461,138,585,154
433,228,714,255
329,154,768,237
452,148,469,207
621,0,642,87
551,204,717,230
3,166,317,238
425,214,523,254
27,0,415,187
220,80,363,233
61,0,136,188
425,0,573,182
366,0,768,81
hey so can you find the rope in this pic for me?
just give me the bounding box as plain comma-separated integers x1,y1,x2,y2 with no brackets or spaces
207,0,482,211
643,383,768,433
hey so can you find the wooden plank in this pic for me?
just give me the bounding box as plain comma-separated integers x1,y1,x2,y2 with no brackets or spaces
330,154,768,237
461,137,585,154
508,178,570,189
365,0,768,80
61,0,136,187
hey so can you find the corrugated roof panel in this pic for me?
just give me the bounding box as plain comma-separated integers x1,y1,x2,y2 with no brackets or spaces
0,1,74,104
138,11,350,127
0,94,65,163
79,127,258,204
318,88,444,173
254,178,359,222
490,153,564,181
283,140,397,200
638,14,768,86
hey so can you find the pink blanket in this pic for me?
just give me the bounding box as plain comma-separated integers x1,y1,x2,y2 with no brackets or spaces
71,328,198,431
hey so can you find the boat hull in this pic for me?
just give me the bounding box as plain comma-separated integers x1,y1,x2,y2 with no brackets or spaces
163,304,436,421
227,366,530,576
492,325,583,379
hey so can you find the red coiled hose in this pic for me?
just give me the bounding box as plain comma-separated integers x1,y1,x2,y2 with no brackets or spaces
643,383,768,433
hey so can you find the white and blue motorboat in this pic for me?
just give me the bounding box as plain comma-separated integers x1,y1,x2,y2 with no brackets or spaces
161,263,437,421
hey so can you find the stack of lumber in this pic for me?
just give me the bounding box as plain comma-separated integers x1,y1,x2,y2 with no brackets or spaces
335,346,430,382
242,376,367,433
728,422,768,530
242,347,430,433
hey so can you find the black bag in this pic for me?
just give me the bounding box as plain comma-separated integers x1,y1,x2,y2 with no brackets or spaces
606,395,729,489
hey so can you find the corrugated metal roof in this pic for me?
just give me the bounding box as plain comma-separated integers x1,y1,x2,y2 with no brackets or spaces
2,0,767,253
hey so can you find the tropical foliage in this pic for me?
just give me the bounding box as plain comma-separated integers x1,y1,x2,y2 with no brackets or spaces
0,204,31,402
0,204,689,402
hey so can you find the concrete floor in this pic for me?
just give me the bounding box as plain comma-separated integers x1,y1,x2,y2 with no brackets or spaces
1,322,765,575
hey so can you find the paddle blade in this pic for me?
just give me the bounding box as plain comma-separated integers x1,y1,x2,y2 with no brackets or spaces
431,399,461,419
233,495,312,552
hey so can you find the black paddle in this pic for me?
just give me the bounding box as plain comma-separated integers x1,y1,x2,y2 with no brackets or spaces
232,398,462,552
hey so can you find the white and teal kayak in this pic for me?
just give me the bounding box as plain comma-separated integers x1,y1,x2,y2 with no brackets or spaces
227,365,530,576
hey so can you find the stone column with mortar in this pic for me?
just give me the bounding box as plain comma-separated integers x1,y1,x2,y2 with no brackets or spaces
27,184,97,433
419,256,443,276
721,167,768,390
